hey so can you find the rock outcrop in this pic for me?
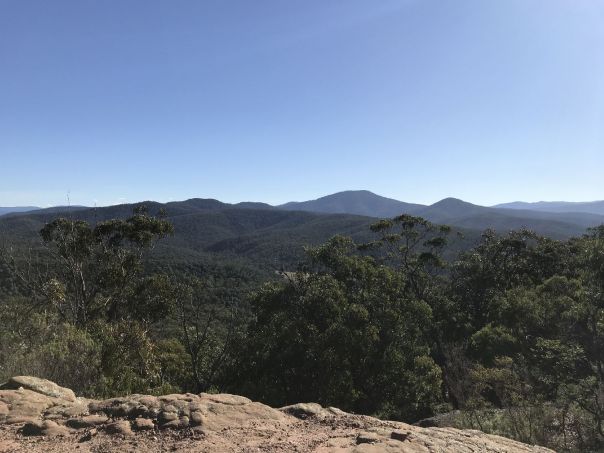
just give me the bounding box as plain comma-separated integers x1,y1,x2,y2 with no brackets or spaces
0,376,553,452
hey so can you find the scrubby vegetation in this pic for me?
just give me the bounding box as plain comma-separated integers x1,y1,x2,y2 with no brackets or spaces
1,207,603,451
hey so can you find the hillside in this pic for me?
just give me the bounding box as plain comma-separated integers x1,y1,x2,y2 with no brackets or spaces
5,193,603,250
0,207,39,217
0,198,376,274
279,191,604,238
3,192,601,279
0,376,552,452
413,198,604,238
0,196,479,306
278,190,425,218
494,200,604,216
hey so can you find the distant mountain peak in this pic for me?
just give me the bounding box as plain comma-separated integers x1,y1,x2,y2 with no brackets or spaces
285,190,385,203
427,198,483,212
278,191,425,218
430,197,473,206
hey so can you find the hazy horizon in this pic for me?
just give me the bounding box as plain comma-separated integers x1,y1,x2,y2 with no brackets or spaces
1,1,602,207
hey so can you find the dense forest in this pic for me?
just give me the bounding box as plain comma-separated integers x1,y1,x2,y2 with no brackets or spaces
1,206,603,452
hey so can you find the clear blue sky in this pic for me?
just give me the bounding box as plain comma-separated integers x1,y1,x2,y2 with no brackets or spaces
1,0,602,207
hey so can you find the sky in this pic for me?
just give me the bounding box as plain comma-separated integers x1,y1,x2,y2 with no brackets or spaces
0,0,603,207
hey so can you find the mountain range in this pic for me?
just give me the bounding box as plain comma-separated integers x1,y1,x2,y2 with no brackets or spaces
2,191,603,252
1,191,602,296
0,199,377,277
493,200,604,216
277,191,604,238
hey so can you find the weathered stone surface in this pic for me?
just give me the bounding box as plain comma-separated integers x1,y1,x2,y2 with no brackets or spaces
198,393,251,406
44,400,89,418
158,410,179,424
78,427,97,443
65,415,109,429
390,429,410,442
4,415,36,425
0,389,55,424
280,402,347,419
20,420,69,437
357,431,381,444
0,376,554,452
280,402,325,418
89,396,150,418
132,417,155,431
160,416,189,430
189,411,204,426
104,420,133,436
0,377,76,402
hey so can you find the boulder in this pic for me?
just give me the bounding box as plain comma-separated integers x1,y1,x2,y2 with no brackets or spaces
65,414,109,429
160,416,190,430
0,388,56,420
104,420,133,436
20,420,69,437
280,402,325,418
356,431,381,444
0,376,76,402
132,417,155,431
280,402,345,419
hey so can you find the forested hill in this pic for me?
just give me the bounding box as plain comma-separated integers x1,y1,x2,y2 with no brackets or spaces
3,192,603,274
494,200,604,215
0,207,40,216
4,191,602,250
277,191,604,238
0,199,378,274
278,190,424,218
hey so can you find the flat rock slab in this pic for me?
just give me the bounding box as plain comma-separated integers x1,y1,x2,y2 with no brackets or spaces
65,415,109,429
0,377,76,402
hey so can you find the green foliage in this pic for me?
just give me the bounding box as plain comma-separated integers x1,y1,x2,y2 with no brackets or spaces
33,210,174,326
174,277,243,393
0,305,101,395
234,235,441,421
438,227,604,450
154,338,192,394
0,209,186,396
92,320,162,396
